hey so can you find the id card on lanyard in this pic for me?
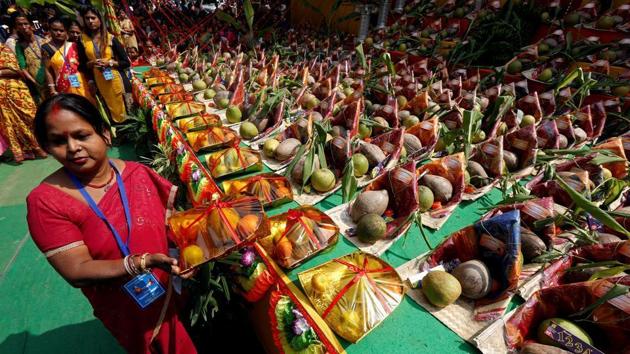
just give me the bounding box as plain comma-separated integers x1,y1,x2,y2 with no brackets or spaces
92,37,114,81
67,161,165,309
60,43,81,88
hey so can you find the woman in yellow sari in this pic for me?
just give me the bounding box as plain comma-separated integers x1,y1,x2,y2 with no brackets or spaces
42,17,94,103
0,43,46,163
77,6,131,123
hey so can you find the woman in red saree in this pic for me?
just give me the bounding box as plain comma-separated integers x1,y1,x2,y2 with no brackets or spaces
26,94,196,354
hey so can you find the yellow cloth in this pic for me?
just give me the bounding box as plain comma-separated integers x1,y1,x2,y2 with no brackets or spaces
119,19,138,50
81,33,126,123
0,44,40,158
47,42,95,104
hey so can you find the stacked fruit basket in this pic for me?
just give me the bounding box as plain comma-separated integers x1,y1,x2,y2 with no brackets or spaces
129,0,629,353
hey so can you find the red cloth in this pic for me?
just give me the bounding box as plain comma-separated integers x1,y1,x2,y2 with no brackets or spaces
27,162,197,354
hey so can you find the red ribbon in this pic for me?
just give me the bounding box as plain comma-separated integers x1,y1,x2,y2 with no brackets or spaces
276,209,321,250
321,257,393,319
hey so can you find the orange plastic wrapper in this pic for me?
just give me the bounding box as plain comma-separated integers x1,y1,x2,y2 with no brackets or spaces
298,252,405,343
471,136,505,178
186,127,238,153
505,277,630,353
151,83,186,96
175,112,223,132
594,137,629,179
165,101,206,120
504,124,538,175
158,92,194,104
205,143,263,179
417,153,465,217
258,206,339,269
536,119,561,149
404,117,440,160
168,196,268,272
222,173,293,207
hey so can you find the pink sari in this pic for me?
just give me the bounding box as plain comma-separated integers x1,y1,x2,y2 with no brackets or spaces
27,162,196,354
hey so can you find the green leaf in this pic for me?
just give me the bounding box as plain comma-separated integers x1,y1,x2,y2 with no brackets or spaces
342,161,357,203
381,52,396,77
462,109,483,160
589,153,626,165
531,249,564,263
555,176,630,236
243,0,255,33
555,68,581,92
355,43,367,69
216,11,244,31
588,265,630,281
302,148,315,187
568,261,625,272
483,96,515,131
284,144,307,179
317,143,328,170
570,284,629,320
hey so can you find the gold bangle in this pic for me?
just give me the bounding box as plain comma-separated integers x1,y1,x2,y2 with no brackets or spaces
140,253,150,273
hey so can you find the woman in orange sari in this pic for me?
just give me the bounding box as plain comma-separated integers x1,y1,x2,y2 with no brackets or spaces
0,42,46,163
43,17,94,103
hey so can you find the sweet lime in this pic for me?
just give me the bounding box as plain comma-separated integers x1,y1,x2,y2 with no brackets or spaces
226,106,242,123
352,153,369,177
239,122,259,139
311,168,336,192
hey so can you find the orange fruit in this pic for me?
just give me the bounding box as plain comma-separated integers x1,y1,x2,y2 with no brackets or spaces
182,245,205,266
275,238,293,264
237,214,260,236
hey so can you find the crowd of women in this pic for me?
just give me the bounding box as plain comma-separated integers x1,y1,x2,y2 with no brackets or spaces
0,4,144,164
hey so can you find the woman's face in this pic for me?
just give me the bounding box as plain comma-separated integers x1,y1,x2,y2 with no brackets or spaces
44,108,110,176
69,25,81,42
49,22,67,43
84,11,101,32
15,16,32,38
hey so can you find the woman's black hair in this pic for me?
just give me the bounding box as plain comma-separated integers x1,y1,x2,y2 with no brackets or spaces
9,10,28,29
34,94,109,149
48,15,71,30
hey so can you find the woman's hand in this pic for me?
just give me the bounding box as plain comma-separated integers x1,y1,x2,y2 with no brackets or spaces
146,253,180,274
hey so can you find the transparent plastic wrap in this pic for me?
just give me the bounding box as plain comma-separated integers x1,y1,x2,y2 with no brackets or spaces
504,124,538,173
186,127,238,153
145,76,175,87
258,206,339,269
151,83,186,96
222,173,293,207
186,164,223,207
593,137,629,179
175,112,223,132
165,101,207,120
205,143,263,179
158,92,194,104
505,277,630,353
168,196,268,272
328,100,361,138
298,252,405,343
536,119,561,149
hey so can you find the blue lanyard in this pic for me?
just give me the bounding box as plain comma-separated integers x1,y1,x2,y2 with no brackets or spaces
92,36,104,59
67,161,132,256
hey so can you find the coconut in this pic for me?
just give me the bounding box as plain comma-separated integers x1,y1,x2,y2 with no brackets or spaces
292,156,319,184
520,228,547,262
503,150,519,171
421,174,453,202
360,143,386,167
451,260,492,300
275,138,301,161
351,190,390,222
403,134,422,154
